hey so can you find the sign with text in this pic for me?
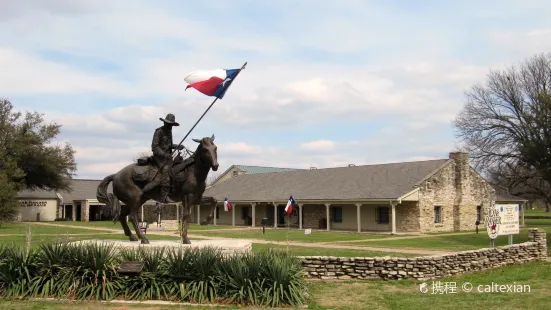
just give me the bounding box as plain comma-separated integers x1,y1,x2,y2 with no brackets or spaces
19,200,48,207
496,204,520,235
485,205,501,239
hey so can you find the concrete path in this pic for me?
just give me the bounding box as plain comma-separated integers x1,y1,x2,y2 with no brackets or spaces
329,231,477,244
27,222,452,256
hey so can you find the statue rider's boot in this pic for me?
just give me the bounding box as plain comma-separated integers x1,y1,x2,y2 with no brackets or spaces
160,184,175,203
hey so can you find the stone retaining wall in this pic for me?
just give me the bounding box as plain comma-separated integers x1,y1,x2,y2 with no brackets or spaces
299,228,547,281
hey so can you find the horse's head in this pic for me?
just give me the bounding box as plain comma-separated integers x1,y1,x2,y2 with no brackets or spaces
192,134,219,171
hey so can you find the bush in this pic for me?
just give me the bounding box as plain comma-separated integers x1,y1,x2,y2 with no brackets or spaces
0,241,309,306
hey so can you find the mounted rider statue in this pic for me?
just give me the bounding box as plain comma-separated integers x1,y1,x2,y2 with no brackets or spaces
148,113,184,203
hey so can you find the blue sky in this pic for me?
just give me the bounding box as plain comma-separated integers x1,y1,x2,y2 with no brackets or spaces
1,0,551,179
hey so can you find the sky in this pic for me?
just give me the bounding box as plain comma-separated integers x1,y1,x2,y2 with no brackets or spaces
1,0,551,180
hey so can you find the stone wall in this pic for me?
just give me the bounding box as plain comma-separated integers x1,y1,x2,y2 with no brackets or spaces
396,202,420,232
417,152,495,232
300,228,547,281
303,204,326,229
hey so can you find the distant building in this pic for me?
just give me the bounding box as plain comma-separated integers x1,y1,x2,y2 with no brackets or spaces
204,152,527,233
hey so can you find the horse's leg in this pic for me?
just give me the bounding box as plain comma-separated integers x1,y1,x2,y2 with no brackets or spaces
129,199,149,244
181,195,191,244
119,206,138,241
200,196,217,225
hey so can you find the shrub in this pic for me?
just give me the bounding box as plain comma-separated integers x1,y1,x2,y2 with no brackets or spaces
0,241,309,307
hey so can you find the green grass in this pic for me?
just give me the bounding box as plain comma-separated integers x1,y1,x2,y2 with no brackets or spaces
252,243,419,257
0,223,107,235
525,218,551,226
350,229,549,251
191,228,394,243
524,208,550,214
308,260,551,310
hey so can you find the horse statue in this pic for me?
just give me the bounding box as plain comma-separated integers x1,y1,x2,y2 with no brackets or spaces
96,135,219,244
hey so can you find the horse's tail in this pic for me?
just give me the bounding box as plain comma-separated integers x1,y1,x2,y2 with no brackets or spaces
96,174,122,222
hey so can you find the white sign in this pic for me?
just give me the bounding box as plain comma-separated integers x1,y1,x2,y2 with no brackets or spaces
497,204,519,235
304,229,312,235
485,205,501,239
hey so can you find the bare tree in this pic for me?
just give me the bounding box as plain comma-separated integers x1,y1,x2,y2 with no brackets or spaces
454,53,551,211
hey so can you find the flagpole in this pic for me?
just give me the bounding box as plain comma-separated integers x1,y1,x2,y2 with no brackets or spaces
152,61,248,180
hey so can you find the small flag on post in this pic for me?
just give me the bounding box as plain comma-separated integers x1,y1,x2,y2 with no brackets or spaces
184,68,241,99
224,196,233,212
285,195,295,215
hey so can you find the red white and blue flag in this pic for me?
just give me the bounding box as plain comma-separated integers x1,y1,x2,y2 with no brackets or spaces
184,68,241,99
224,196,233,212
285,195,295,215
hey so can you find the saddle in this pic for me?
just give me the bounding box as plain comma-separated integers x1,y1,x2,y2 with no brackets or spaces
132,155,195,183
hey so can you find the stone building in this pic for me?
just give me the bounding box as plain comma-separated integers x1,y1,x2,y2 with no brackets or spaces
203,152,527,233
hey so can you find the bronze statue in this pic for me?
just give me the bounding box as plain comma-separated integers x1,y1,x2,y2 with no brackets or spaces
96,114,219,244
149,114,184,203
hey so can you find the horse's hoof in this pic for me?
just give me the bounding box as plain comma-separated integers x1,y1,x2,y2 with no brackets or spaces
141,239,150,245
129,235,139,241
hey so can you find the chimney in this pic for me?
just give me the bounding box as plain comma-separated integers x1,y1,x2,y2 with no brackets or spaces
310,166,317,170
348,164,355,167
449,152,469,230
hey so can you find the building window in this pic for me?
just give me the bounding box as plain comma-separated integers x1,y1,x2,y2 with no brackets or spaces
434,206,442,224
216,206,220,219
376,207,390,224
476,205,482,222
332,207,343,223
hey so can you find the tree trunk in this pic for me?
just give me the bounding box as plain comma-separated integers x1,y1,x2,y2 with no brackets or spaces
546,202,550,213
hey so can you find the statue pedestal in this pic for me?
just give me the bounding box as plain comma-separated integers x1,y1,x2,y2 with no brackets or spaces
69,239,252,256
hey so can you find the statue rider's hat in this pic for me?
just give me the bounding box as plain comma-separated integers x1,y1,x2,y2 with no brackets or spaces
159,113,180,126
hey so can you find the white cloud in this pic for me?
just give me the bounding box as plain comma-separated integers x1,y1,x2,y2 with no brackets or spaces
300,140,336,152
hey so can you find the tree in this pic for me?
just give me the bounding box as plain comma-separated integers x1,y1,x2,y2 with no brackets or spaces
0,99,77,224
453,53,551,210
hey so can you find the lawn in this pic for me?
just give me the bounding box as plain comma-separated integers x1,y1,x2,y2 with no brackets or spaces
525,218,551,226
349,229,549,251
252,243,420,258
524,208,550,215
307,260,551,310
190,228,393,243
0,223,108,235
1,260,549,309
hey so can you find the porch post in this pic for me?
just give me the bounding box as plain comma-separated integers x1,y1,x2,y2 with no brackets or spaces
298,204,304,230
390,202,397,234
232,204,235,226
197,205,200,224
251,202,256,227
356,203,362,233
176,204,179,223
325,203,331,231
141,205,144,222
273,203,278,228
213,206,217,225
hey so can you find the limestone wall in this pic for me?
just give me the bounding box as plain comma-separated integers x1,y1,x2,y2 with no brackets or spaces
417,152,495,232
300,228,547,281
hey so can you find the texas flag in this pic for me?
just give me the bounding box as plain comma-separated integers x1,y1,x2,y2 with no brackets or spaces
184,68,241,99
224,196,233,212
285,195,296,215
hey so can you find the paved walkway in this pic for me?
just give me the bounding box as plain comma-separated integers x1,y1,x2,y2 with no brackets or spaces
28,222,452,256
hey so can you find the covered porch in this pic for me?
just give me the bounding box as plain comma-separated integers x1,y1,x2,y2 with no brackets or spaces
204,197,420,234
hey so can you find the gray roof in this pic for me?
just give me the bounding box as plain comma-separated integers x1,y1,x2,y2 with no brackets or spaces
16,179,111,203
234,165,303,174
495,192,527,202
204,159,450,202
17,189,60,199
